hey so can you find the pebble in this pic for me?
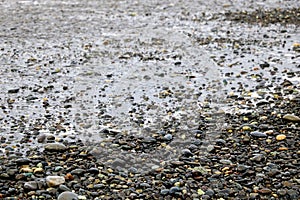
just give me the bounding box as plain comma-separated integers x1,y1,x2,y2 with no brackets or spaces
70,169,85,175
24,181,38,190
160,189,169,195
250,131,267,138
44,143,67,151
15,158,32,165
237,164,251,172
169,186,181,194
46,176,65,187
163,134,173,141
57,191,78,200
181,148,193,157
276,134,286,141
8,88,20,93
258,188,272,194
282,114,300,122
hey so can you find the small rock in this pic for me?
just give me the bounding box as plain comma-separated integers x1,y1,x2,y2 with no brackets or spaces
57,191,78,200
44,143,67,151
70,169,85,175
283,114,300,122
169,186,181,194
163,134,173,141
37,134,46,143
181,149,193,157
258,188,272,194
160,189,169,195
249,193,259,199
287,189,299,199
207,145,214,152
276,134,286,141
277,189,287,196
8,88,20,93
15,157,32,165
250,131,267,138
237,164,251,172
24,181,38,190
46,176,65,187
219,159,232,165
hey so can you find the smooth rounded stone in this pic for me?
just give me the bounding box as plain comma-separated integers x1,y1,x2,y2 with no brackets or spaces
250,131,267,138
219,159,232,165
283,114,300,122
201,195,211,200
8,88,20,93
37,134,46,143
163,134,173,141
207,145,214,152
188,144,198,151
140,183,150,188
251,154,265,162
215,139,226,145
46,135,56,141
169,186,181,194
70,169,85,175
287,189,299,199
7,168,18,176
277,189,287,196
205,189,215,197
217,189,230,198
93,184,105,189
160,189,169,195
181,149,193,157
87,167,99,174
258,188,272,194
111,158,126,167
46,176,65,187
276,134,286,141
15,157,32,165
237,164,251,172
128,167,138,173
59,184,71,191
44,143,67,151
57,191,78,200
249,193,259,199
54,166,64,172
24,181,38,190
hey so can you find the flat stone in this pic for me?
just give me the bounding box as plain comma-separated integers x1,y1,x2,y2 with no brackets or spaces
250,131,267,138
8,88,20,93
258,188,272,194
24,181,38,190
44,143,67,151
57,191,78,200
46,176,65,187
283,114,300,122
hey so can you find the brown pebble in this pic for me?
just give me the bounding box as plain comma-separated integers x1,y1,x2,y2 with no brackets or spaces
258,188,272,194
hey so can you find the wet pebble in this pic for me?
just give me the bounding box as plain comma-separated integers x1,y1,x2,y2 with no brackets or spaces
46,176,65,187
160,189,169,195
163,134,173,141
283,114,300,122
276,134,286,141
44,143,67,151
250,131,267,138
57,191,78,200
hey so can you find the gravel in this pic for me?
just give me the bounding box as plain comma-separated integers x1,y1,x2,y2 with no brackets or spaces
0,0,299,199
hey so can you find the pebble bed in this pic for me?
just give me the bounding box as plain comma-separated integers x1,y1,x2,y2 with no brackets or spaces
0,0,299,199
